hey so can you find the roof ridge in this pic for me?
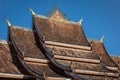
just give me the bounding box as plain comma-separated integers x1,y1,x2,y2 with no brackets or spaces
35,14,81,25
12,26,32,32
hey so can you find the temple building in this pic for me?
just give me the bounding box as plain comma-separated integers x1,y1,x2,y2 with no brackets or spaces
0,8,120,80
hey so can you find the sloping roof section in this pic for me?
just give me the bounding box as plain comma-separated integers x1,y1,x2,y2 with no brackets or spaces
46,44,119,77
111,56,120,67
33,13,89,46
91,41,117,67
0,42,34,80
0,43,20,74
9,26,70,79
10,27,45,59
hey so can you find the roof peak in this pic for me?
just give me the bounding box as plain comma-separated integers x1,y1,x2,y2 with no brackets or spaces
48,6,67,23
11,26,32,32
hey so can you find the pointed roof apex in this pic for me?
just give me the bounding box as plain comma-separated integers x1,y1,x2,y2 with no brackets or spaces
100,35,104,42
78,18,83,25
29,8,35,15
4,18,12,27
48,6,66,22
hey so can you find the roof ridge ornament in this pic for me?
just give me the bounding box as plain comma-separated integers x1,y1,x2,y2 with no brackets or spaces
29,8,35,15
51,47,55,54
100,35,104,42
78,18,83,25
4,18,12,27
42,68,46,78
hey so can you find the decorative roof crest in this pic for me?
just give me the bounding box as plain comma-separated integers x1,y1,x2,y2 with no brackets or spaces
29,8,35,15
4,18,12,27
48,6,68,23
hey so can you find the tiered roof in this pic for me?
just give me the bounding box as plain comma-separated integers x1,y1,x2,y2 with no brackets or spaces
0,8,119,80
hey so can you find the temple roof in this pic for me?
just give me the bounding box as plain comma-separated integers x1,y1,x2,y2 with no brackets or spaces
8,25,119,79
0,8,120,80
33,15,89,46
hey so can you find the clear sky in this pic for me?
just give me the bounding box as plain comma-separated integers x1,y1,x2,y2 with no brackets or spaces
0,0,120,56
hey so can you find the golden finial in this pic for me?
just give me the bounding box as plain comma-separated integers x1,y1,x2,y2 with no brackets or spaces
29,8,35,15
78,18,83,25
4,18,12,27
100,35,104,42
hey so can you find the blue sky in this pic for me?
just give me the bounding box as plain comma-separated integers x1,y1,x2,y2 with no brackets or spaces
0,0,120,56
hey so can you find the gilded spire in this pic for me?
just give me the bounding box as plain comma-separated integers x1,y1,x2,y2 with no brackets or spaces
29,8,35,15
4,18,12,27
100,35,104,42
48,6,68,23
50,9,64,20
